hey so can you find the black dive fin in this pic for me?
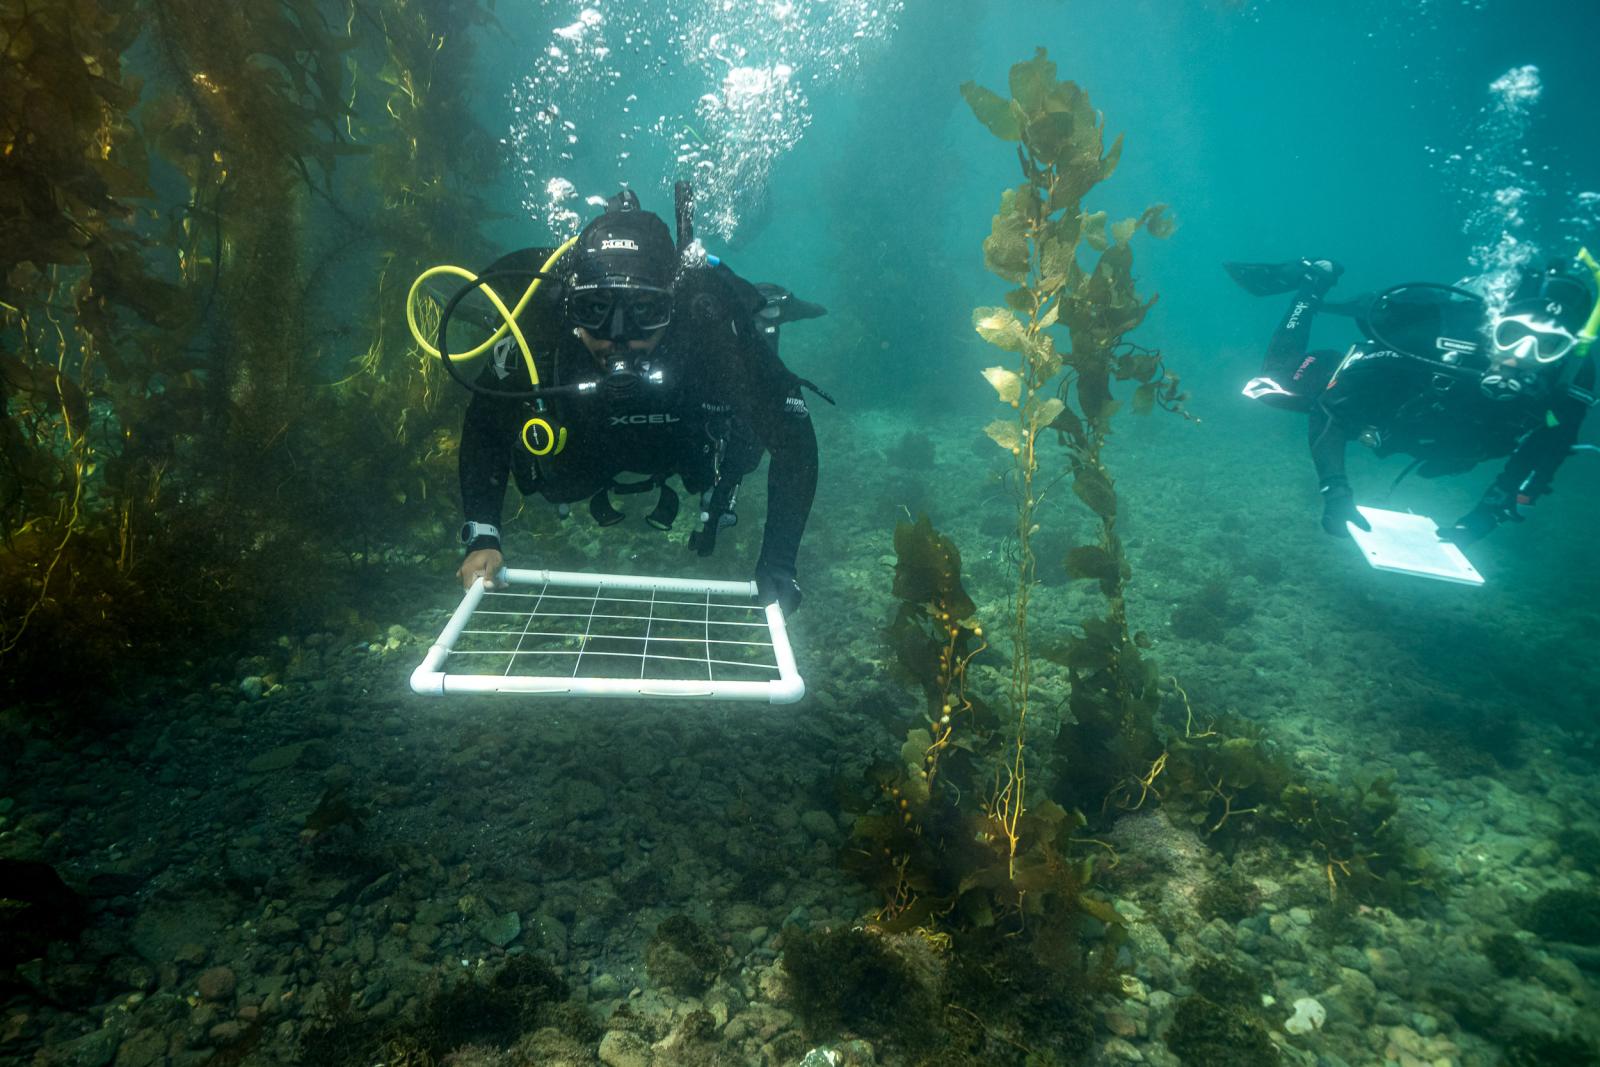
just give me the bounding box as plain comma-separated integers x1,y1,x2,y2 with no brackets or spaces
782,296,827,322
754,282,827,324
1223,261,1314,297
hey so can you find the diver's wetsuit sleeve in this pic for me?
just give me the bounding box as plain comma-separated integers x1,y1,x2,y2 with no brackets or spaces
732,333,818,573
458,357,529,532
754,403,819,573
1305,343,1409,491
1307,403,1352,488
1490,363,1596,502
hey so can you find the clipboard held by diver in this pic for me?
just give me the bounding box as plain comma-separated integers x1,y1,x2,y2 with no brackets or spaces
1346,507,1485,586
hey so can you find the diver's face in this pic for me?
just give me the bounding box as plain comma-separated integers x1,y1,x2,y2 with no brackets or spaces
1489,313,1576,368
567,283,673,363
1480,313,1574,401
576,327,665,363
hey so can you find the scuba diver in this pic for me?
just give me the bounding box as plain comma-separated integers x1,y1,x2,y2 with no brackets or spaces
439,186,827,614
1230,253,1599,543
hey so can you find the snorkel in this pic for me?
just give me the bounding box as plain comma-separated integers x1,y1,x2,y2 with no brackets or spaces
1575,247,1600,357
1522,249,1600,423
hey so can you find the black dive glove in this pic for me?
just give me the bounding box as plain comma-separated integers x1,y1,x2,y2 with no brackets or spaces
1441,485,1520,546
755,560,802,617
1319,476,1371,537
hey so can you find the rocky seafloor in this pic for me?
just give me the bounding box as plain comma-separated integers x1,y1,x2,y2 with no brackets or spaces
4,409,1598,1066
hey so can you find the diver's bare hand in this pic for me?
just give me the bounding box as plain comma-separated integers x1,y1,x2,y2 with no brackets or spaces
458,548,504,590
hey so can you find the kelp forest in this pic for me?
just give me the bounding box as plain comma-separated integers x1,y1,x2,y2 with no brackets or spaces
2,0,499,703
3,4,1590,1064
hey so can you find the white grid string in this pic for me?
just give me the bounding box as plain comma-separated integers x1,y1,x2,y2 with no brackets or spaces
502,580,548,679
447,580,780,682
640,587,656,680
572,582,604,679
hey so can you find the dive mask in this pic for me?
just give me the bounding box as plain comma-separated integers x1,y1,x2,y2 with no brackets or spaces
1489,313,1577,365
568,285,674,341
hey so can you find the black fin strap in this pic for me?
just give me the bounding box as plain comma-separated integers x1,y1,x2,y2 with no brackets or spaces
589,490,625,527
797,378,836,405
609,475,660,496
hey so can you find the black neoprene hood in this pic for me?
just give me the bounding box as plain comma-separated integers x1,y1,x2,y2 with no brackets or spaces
1507,269,1593,333
570,208,677,291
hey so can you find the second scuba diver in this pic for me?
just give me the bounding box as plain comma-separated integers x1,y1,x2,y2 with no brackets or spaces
445,188,827,614
1231,254,1599,543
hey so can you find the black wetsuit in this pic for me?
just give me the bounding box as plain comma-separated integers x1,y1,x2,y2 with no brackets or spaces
1248,281,1594,522
458,247,819,580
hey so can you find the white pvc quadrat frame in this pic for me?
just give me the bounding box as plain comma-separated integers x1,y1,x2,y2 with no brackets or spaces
410,568,805,704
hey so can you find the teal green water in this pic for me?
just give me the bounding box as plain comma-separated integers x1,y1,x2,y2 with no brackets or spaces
5,2,1600,1065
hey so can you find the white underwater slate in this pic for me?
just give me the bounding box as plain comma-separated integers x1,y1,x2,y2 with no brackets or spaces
1347,507,1484,586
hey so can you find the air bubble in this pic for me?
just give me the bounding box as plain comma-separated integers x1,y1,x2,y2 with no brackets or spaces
507,0,904,237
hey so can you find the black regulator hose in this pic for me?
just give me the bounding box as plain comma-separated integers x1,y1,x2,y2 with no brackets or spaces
436,269,588,401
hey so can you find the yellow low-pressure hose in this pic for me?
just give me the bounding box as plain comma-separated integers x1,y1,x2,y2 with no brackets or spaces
405,237,577,385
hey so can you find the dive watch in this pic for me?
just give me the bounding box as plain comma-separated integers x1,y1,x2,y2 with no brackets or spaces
459,521,500,546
